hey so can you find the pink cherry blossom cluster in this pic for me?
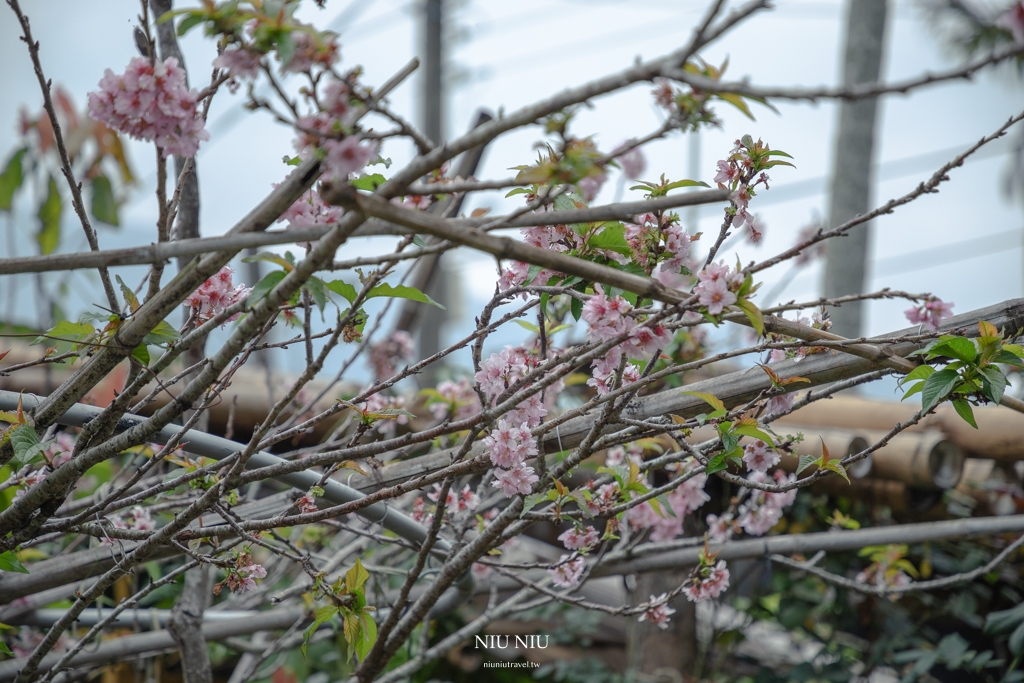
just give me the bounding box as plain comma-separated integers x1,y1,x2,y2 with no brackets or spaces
215,550,268,595
213,46,262,81
626,460,710,542
98,505,156,544
292,113,377,182
558,525,600,552
582,290,672,395
583,480,620,516
279,31,340,74
612,140,647,180
998,2,1024,44
498,223,580,293
684,559,730,602
577,172,608,203
277,188,344,248
297,487,321,514
548,554,586,588
186,266,251,324
88,57,209,158
412,483,481,526
475,348,555,497
427,378,482,421
742,439,780,473
638,593,676,629
737,470,797,536
368,331,415,381
904,297,954,332
43,432,75,469
624,213,693,274
605,442,644,467
693,261,744,316
713,139,772,243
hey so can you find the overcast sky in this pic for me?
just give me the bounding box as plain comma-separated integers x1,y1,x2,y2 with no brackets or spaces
1,0,1022,384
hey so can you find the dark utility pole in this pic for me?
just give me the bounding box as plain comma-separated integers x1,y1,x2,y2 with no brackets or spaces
821,0,889,338
413,0,447,377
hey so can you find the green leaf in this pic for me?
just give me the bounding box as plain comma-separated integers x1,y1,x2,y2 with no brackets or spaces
10,424,46,467
570,296,583,322
249,270,286,306
0,148,27,211
514,320,540,333
796,453,817,475
705,452,729,475
683,391,725,413
0,550,29,574
305,277,329,312
521,492,546,516
355,612,378,661
411,234,428,247
131,344,150,366
587,224,631,256
143,320,180,346
985,601,1024,634
177,13,206,36
979,366,1007,405
350,173,386,191
901,381,925,401
733,423,775,447
241,251,294,272
116,275,139,313
37,175,62,255
1011,621,1024,657
717,92,756,120
32,320,95,346
326,280,358,304
663,178,711,191
735,298,764,337
819,458,850,484
0,640,12,657
345,558,370,594
921,368,960,413
366,283,445,309
302,605,337,656
950,398,977,428
927,337,977,364
90,173,119,226
276,32,296,68
901,364,935,384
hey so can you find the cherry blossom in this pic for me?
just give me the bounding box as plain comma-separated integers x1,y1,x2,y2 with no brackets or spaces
742,439,780,472
428,378,481,420
613,141,647,180
278,31,339,73
277,188,344,247
695,277,737,316
548,554,585,588
297,489,319,514
130,506,155,531
998,2,1024,44
483,419,538,469
88,56,209,157
606,442,644,467
638,593,676,629
186,266,250,324
684,560,730,602
213,46,262,80
558,525,600,551
577,172,607,202
904,297,954,332
491,463,539,497
43,432,75,468
369,331,414,381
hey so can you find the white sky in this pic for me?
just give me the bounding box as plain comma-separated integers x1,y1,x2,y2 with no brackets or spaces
1,0,1023,383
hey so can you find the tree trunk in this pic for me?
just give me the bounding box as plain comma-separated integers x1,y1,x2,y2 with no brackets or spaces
821,0,889,338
